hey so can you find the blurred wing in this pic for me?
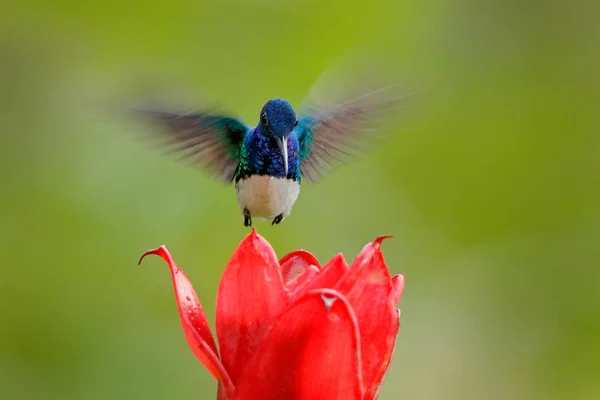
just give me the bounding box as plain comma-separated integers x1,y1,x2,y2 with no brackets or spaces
134,109,249,183
296,82,417,184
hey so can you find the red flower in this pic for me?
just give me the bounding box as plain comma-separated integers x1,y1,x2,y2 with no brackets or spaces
139,229,405,400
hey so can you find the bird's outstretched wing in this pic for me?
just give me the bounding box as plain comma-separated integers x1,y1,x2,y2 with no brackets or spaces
296,70,420,184
134,109,249,183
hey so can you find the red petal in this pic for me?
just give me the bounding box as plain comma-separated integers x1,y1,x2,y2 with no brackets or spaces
391,274,405,304
286,265,319,303
304,253,349,291
233,289,365,400
279,250,321,283
335,236,399,398
139,246,233,392
216,228,288,385
368,313,399,400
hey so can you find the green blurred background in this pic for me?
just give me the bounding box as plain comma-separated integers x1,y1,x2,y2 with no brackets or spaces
1,0,599,399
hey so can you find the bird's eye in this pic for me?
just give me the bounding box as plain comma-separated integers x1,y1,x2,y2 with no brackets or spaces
294,120,298,127
261,113,268,125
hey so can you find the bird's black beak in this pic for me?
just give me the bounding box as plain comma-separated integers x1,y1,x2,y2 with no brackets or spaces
277,136,288,176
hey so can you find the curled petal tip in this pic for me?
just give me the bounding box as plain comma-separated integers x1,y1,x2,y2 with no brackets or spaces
138,245,169,265
279,250,321,269
141,244,232,389
373,235,394,248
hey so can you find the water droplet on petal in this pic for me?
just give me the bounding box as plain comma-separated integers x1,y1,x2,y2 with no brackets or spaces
320,294,337,311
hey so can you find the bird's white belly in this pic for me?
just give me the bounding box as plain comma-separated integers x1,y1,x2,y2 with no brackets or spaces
235,175,301,220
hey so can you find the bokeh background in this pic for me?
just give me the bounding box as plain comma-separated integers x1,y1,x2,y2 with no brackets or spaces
1,0,599,399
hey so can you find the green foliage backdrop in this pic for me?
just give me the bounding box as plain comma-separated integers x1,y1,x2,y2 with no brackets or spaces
1,1,599,399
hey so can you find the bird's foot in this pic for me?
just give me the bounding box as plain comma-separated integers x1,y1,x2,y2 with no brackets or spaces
271,214,284,225
244,208,252,227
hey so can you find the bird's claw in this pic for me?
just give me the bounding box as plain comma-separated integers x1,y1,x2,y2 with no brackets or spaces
271,214,284,226
244,208,252,227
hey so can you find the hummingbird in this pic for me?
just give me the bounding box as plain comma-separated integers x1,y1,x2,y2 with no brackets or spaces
133,78,411,227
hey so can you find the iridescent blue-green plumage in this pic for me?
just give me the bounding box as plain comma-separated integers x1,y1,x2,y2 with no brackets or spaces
138,110,249,182
236,127,301,182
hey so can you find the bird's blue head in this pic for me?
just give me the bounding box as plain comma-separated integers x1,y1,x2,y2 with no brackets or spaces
258,99,298,138
257,99,298,177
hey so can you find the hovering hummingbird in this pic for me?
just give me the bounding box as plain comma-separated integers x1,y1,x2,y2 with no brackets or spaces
134,77,411,227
